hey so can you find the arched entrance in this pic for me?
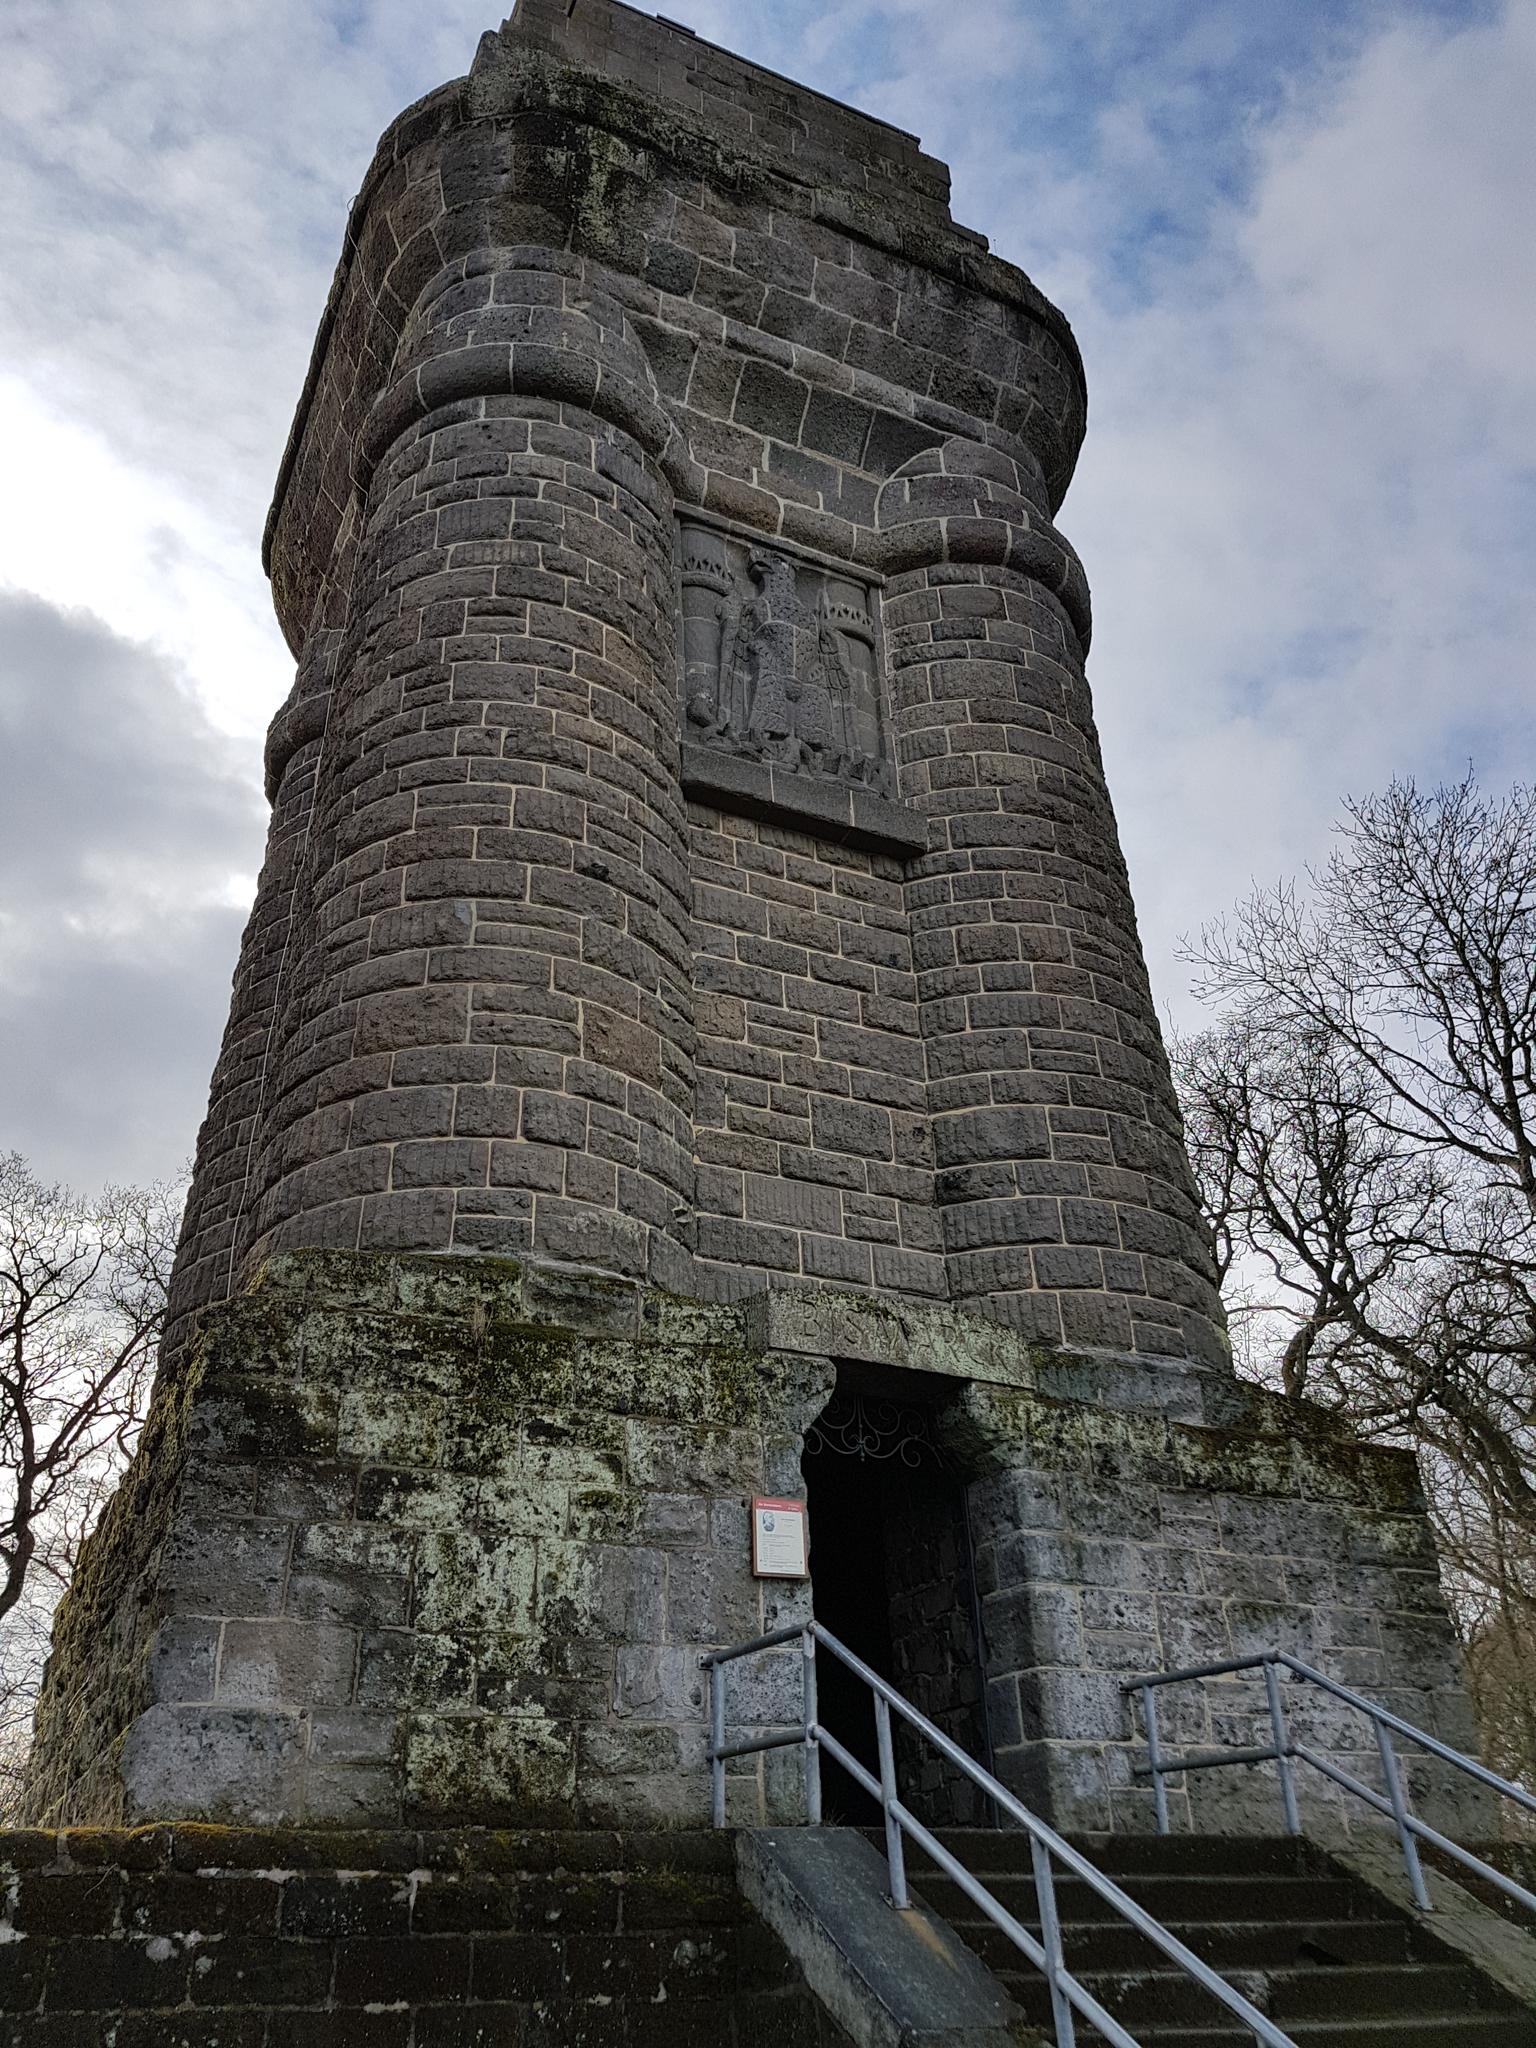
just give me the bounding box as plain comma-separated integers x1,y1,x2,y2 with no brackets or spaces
801,1364,994,1826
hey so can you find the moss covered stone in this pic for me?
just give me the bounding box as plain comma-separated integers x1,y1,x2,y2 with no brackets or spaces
25,1250,832,1832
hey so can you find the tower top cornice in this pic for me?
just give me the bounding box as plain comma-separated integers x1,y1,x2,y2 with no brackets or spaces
262,0,1086,621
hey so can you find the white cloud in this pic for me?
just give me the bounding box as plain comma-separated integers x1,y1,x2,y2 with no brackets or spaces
1246,8,1536,404
1020,2,1536,1020
0,0,493,526
0,592,266,1187
0,378,288,739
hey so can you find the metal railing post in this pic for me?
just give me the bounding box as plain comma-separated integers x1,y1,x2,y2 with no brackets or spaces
708,1655,726,1828
802,1623,822,1826
874,1692,910,1908
1122,1645,1536,1923
1372,1714,1431,1911
1031,1834,1077,2048
1262,1653,1302,1836
1140,1681,1170,1835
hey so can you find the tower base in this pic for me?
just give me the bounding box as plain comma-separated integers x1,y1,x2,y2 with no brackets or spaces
25,1251,1483,1843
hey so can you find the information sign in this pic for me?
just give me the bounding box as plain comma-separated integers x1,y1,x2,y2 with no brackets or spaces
750,1495,809,1579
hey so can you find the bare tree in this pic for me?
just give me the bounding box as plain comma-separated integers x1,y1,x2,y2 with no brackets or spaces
0,1153,181,1804
1436,1472,1536,1798
1174,774,1536,1790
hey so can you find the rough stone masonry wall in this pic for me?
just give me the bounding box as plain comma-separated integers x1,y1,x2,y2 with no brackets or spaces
166,630,340,1340
0,1826,847,2047
29,1250,1482,1839
26,1253,826,1834
38,0,1484,1850
955,1373,1490,1841
245,385,695,1294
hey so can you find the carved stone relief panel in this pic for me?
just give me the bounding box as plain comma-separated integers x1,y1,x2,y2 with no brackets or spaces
678,519,897,801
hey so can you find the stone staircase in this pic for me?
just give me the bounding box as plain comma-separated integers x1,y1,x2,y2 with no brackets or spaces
910,1830,1533,2045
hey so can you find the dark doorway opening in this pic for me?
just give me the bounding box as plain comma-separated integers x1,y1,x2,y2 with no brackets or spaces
801,1367,993,1827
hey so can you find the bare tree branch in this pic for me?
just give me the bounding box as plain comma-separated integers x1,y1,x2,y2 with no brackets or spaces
0,1153,182,1813
1176,774,1536,1792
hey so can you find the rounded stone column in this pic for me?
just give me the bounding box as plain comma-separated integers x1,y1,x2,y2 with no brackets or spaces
877,438,1226,1364
162,628,340,1349
227,265,695,1289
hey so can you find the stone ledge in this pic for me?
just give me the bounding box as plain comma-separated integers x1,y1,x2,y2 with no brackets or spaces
738,1827,1020,2048
681,742,928,857
0,1823,740,1876
1324,1836,1536,2012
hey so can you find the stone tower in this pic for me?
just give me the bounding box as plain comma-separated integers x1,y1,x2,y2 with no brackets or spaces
168,1,1224,1367
26,0,1476,1844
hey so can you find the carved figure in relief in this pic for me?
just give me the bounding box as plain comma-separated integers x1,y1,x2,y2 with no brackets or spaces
681,525,737,735
819,577,883,769
678,521,896,797
816,602,855,759
738,549,800,749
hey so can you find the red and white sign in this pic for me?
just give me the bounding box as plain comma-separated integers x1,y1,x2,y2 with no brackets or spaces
750,1495,809,1579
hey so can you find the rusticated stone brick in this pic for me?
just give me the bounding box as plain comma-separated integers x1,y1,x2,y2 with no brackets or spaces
153,0,1227,1367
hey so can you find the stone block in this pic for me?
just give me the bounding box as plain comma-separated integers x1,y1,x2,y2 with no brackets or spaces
216,1621,358,1707
147,1618,220,1706
982,1585,1083,1669
614,1646,708,1722
354,987,469,1054
413,1532,536,1634
663,1548,760,1645
402,1713,576,1825
121,1706,306,1825
286,1526,415,1629
337,1387,447,1465
578,1544,667,1644
809,1096,892,1161
744,1174,841,1235
358,1467,487,1531
356,1629,477,1713
733,360,809,440
161,1518,292,1616
1018,1667,1127,1743
631,1492,710,1545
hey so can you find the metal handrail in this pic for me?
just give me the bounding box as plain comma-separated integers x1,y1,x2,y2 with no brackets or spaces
1123,1647,1536,1918
702,1620,1297,2048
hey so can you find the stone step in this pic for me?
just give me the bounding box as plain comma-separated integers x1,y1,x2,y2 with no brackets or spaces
948,1911,1413,1972
921,1830,1313,1879
914,1868,1371,1927
1069,2020,1535,2048
907,1829,1532,2048
1003,1959,1500,2031
1065,1835,1319,1878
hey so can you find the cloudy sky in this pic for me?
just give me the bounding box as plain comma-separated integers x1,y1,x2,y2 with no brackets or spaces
1,0,1531,1195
